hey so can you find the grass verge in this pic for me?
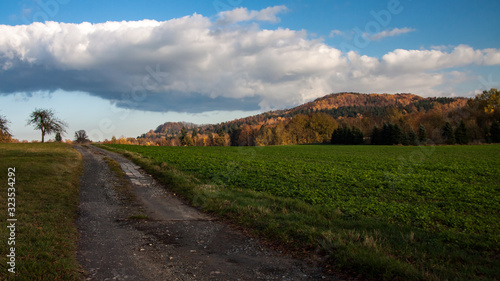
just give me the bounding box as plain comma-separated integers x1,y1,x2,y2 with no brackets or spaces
98,144,499,281
102,156,136,203
0,143,82,280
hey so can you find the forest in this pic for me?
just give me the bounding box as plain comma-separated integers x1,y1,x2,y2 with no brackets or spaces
104,89,500,146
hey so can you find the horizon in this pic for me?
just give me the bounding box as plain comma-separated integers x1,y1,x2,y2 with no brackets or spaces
6,91,475,142
1,0,499,141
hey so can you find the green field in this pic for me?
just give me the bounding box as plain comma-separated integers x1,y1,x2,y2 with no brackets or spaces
104,144,500,280
0,143,82,280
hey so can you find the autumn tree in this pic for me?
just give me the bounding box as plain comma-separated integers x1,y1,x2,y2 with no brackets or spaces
191,128,198,145
309,112,338,143
468,88,500,115
215,129,226,146
0,115,12,143
179,127,194,146
182,135,194,146
255,125,273,146
237,124,254,146
208,132,215,146
272,122,289,145
27,109,67,143
467,89,500,132
179,127,187,143
286,114,308,144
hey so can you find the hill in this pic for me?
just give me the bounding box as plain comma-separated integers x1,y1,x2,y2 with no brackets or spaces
153,122,197,137
124,90,498,146
151,93,461,132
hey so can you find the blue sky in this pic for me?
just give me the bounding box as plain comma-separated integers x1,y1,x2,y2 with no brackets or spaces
0,0,499,141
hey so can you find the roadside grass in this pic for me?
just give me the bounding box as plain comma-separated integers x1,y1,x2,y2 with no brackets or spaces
0,143,82,280
102,156,136,204
99,144,500,281
127,214,149,220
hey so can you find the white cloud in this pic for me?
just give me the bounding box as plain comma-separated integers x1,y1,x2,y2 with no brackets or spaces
0,7,499,113
329,29,343,38
483,48,500,65
216,5,288,25
369,27,416,41
381,45,487,73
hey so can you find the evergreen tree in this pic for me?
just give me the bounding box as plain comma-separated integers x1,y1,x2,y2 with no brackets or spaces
332,126,364,145
418,124,427,144
381,123,391,145
490,121,500,143
408,128,419,146
401,131,410,146
331,126,350,144
371,126,382,145
391,124,403,145
380,123,403,145
352,126,364,144
55,132,62,142
229,127,241,146
454,121,468,144
442,122,455,144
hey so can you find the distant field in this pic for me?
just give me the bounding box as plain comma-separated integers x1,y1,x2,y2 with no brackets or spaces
0,143,82,280
104,144,500,280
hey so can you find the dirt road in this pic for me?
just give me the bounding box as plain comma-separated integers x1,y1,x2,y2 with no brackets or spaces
74,145,335,280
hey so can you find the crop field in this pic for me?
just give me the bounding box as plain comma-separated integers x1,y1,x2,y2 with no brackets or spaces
104,144,500,280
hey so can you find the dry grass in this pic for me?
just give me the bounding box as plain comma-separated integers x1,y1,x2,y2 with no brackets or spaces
0,143,82,280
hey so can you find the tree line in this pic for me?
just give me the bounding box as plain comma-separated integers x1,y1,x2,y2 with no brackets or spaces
132,89,500,147
4,89,498,146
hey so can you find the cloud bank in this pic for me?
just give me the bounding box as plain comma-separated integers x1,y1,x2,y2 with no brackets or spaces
1,6,499,113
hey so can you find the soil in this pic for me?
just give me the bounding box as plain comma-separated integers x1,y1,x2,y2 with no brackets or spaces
74,145,345,280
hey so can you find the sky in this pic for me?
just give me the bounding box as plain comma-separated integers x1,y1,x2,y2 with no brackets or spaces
0,0,499,142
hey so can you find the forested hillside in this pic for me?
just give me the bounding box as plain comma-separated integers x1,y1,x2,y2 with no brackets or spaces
108,90,500,146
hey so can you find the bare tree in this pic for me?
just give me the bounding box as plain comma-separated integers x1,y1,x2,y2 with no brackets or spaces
0,115,12,142
74,130,90,144
27,109,67,143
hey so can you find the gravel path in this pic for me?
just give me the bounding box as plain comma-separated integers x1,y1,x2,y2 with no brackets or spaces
74,145,336,280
